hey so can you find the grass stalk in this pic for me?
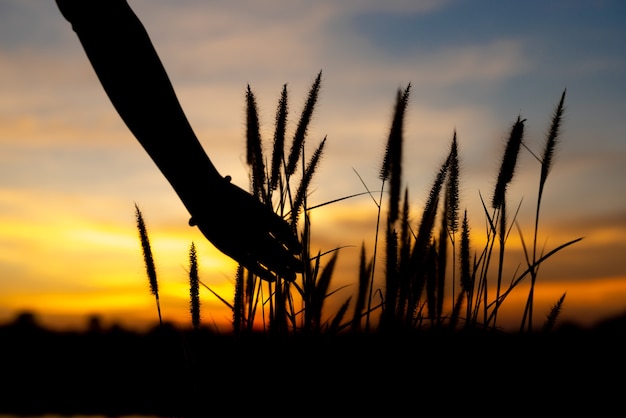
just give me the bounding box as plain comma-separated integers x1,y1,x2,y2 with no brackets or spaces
232,266,244,335
245,85,267,202
407,159,449,326
352,242,373,331
445,132,459,314
189,242,200,330
270,84,288,192
375,85,410,330
133,80,578,339
542,292,566,332
135,204,162,326
286,71,322,178
522,89,567,332
492,116,525,329
458,210,473,327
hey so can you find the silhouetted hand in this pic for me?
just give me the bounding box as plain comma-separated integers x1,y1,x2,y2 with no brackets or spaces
189,175,301,282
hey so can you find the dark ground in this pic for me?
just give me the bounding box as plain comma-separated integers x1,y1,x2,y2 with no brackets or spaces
1,312,625,417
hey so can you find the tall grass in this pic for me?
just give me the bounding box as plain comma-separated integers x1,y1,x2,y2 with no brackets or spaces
374,85,410,331
134,83,581,336
491,115,525,329
520,89,567,332
372,87,580,333
188,242,200,331
135,204,162,326
209,71,354,335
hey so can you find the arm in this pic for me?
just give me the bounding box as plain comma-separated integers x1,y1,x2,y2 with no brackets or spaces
56,0,222,201
56,0,301,280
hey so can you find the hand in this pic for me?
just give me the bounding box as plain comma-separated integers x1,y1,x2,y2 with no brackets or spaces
189,176,302,282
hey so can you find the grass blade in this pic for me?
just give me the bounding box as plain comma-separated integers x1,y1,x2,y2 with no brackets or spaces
543,292,566,332
492,116,525,209
246,85,267,201
189,242,201,330
286,71,322,177
380,84,411,223
291,136,326,227
271,84,288,191
134,204,162,325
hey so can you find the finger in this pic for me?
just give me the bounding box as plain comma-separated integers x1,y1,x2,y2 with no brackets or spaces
239,258,278,283
202,229,278,282
195,218,294,282
226,223,300,280
259,206,302,254
252,232,301,280
227,181,301,254
226,244,294,283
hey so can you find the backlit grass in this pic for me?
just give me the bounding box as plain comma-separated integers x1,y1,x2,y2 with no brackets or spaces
136,76,581,337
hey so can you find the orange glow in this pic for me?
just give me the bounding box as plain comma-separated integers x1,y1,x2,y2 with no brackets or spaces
1,180,624,335
490,276,626,329
0,187,240,332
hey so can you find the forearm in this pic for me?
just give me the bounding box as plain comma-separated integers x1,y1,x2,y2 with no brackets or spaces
56,0,223,213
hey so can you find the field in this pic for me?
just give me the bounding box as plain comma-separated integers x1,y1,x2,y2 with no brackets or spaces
2,80,623,417
1,314,625,416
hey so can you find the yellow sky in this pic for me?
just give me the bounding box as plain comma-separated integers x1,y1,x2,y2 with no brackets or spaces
0,179,624,333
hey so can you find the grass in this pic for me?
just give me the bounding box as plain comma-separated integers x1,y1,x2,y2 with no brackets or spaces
135,203,162,326
134,77,581,338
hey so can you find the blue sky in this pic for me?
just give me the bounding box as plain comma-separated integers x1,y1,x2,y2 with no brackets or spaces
0,0,625,331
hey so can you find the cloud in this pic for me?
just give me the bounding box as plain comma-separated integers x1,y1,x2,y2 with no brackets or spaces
414,40,529,86
0,43,96,95
129,0,508,91
0,48,132,148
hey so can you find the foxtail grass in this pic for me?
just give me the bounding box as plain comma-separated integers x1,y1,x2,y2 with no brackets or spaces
286,71,322,178
492,116,525,328
131,79,579,339
368,88,579,334
189,242,200,330
245,85,267,202
224,71,354,335
380,84,411,223
455,209,473,328
270,84,288,192
435,131,460,326
351,242,373,331
492,116,525,210
232,265,244,335
135,204,162,326
370,84,410,331
405,156,449,327
543,292,566,333
290,136,327,228
521,89,567,332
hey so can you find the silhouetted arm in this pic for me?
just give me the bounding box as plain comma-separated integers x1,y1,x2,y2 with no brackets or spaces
56,0,301,281
56,0,222,199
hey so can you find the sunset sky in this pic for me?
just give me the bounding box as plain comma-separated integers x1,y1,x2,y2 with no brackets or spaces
1,0,625,333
